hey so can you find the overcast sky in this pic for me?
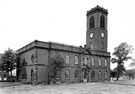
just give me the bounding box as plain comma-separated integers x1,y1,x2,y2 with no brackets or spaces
0,0,135,69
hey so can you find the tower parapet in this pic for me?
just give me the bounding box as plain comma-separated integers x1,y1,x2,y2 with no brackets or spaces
87,5,108,16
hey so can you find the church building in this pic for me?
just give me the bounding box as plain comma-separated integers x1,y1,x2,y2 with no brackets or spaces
17,5,110,84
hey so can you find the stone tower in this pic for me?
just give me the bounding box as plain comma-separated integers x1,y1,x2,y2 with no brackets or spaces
86,5,108,52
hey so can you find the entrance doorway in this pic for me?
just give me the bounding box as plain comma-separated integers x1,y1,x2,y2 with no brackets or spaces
31,70,34,84
83,71,89,82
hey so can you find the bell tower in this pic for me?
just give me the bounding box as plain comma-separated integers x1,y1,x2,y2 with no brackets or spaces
86,5,108,52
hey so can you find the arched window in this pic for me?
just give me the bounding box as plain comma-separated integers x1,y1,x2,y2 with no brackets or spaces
3,75,7,81
21,67,27,80
75,56,79,64
100,15,105,28
105,59,107,67
65,70,70,79
98,71,102,80
56,71,61,80
74,70,79,79
91,57,95,66
31,69,34,82
65,55,69,64
89,16,95,29
31,54,34,63
84,71,88,79
91,71,95,79
84,57,88,65
0,75,1,81
105,71,108,79
23,58,27,66
98,58,101,66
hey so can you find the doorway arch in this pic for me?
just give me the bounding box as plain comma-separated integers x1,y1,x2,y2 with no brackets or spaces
31,69,34,84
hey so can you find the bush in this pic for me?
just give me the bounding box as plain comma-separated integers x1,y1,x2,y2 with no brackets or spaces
7,76,16,82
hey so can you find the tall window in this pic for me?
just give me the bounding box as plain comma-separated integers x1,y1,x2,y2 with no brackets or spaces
75,56,79,64
91,57,95,66
74,70,79,79
65,55,69,64
23,58,27,66
98,71,102,80
91,71,95,79
105,71,108,79
56,71,61,80
98,58,101,66
84,57,88,65
100,15,105,28
3,75,7,81
31,54,34,63
105,59,107,67
0,75,1,81
65,70,70,79
89,16,95,29
21,67,27,80
84,71,88,79
31,70,34,82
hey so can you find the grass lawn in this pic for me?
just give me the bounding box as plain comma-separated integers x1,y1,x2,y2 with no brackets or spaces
0,80,135,94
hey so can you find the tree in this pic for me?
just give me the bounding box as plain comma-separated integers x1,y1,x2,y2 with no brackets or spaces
1,48,19,79
114,64,126,80
110,70,117,80
111,42,134,80
125,69,135,80
48,54,65,84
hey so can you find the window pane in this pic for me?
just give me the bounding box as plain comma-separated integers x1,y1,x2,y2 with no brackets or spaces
105,72,108,79
90,16,95,29
74,70,79,79
0,76,1,80
56,71,61,80
84,71,88,79
21,68,27,79
65,70,70,79
99,59,101,66
100,15,105,28
84,57,87,65
105,59,107,66
98,71,101,79
66,55,69,64
75,56,78,64
92,57,94,66
91,71,95,79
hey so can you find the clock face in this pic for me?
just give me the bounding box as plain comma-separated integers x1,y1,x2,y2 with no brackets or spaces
90,33,94,38
101,32,105,38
